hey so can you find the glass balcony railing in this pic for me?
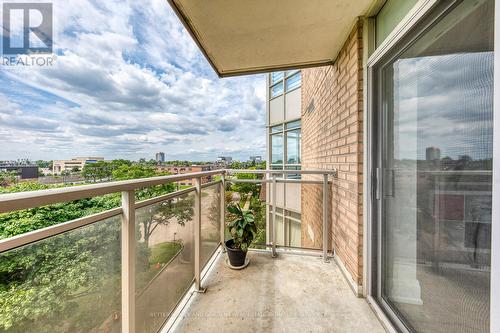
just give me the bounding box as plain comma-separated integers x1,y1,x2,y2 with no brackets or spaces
224,170,336,259
0,169,336,333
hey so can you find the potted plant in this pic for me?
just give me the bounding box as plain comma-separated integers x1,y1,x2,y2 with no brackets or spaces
225,203,257,268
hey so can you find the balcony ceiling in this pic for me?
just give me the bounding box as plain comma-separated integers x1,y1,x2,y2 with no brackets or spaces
168,0,376,77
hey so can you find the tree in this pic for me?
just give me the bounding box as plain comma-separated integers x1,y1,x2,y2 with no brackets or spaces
0,171,17,187
136,194,194,247
82,161,111,182
230,172,259,195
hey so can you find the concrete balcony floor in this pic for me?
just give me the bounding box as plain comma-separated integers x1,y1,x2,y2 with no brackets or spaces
171,251,385,332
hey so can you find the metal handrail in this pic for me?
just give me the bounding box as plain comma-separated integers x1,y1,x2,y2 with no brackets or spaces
226,169,337,175
229,179,330,185
0,169,224,213
0,207,123,252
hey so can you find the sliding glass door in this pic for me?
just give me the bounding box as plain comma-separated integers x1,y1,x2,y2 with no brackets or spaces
374,0,494,332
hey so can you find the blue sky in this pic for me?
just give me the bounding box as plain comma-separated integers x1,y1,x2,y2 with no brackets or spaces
0,0,266,162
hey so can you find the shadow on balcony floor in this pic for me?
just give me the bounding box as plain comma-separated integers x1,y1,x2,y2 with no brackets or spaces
171,251,385,332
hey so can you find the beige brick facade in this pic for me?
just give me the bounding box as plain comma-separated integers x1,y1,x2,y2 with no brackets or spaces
301,20,364,286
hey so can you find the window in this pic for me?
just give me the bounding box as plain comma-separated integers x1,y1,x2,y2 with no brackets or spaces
285,165,301,179
271,133,283,164
269,121,301,170
375,0,418,47
271,72,284,85
286,129,301,164
270,124,283,133
270,81,283,98
285,71,301,91
285,120,301,130
270,70,301,98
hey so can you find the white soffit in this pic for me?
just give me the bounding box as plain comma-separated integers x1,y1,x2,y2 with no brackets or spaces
168,0,376,77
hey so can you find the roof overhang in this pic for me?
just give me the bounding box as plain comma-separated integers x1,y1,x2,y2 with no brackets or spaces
168,0,379,77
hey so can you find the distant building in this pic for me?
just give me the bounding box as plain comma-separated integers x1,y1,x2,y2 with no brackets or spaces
52,157,104,174
0,164,38,179
155,152,165,163
157,164,219,186
426,147,441,161
249,156,262,163
216,156,232,166
39,167,52,176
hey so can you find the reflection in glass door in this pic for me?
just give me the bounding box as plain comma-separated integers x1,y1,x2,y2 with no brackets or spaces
375,0,494,332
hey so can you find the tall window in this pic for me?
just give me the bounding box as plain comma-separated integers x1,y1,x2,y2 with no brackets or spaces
270,120,301,174
269,71,301,98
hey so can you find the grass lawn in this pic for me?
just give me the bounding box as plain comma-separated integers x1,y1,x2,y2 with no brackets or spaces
149,242,182,265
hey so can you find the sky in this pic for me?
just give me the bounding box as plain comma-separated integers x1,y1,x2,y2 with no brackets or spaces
0,0,266,162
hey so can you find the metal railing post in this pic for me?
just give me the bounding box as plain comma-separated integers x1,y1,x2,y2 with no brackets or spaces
220,174,226,252
271,174,277,258
322,174,330,263
194,177,205,292
121,190,136,333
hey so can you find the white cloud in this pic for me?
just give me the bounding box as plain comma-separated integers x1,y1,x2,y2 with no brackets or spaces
0,0,266,162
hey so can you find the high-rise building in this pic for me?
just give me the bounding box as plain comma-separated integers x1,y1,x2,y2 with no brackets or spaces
266,70,302,247
155,152,165,163
426,147,441,161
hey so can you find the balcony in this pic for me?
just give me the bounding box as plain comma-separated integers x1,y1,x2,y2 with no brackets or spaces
169,251,383,332
0,169,383,333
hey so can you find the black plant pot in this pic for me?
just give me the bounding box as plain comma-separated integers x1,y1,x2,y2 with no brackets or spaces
225,239,247,267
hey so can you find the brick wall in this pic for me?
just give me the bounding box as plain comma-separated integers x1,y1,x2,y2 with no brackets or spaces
301,20,364,286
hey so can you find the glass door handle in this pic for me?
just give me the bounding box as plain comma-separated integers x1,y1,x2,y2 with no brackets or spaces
375,167,381,200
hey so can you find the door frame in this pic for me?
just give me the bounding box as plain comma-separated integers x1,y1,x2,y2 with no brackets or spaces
364,0,499,332
491,0,500,332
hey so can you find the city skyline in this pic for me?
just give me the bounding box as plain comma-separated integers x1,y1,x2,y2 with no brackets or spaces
0,0,266,161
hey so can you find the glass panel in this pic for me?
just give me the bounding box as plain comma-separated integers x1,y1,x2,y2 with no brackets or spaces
275,213,284,246
271,71,284,85
270,82,284,98
285,120,301,129
285,69,299,77
248,192,267,249
286,218,302,247
201,183,221,268
379,1,493,332
298,183,324,250
0,216,121,332
285,72,301,91
376,0,418,47
286,129,301,164
228,174,266,250
271,133,284,164
270,124,283,133
135,192,195,333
